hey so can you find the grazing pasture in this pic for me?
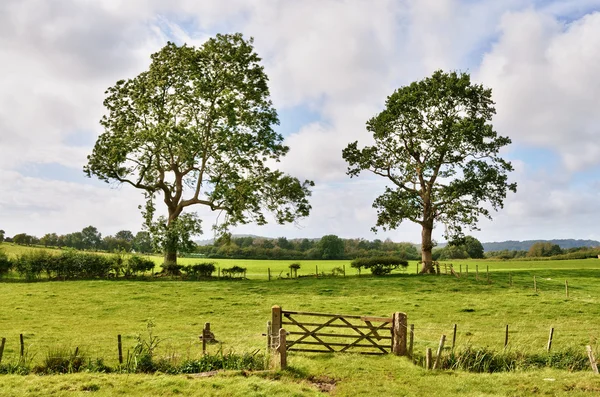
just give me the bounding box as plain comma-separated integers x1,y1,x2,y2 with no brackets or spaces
1,245,600,395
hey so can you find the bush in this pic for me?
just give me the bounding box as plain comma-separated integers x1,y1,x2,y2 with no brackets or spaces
160,263,183,276
350,257,408,275
222,266,246,278
181,262,216,279
127,255,155,275
0,249,12,278
288,263,301,278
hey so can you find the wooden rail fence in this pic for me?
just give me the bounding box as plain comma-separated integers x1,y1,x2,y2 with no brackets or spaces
269,306,407,366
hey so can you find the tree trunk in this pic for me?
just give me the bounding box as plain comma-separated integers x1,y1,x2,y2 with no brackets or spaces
163,214,178,267
420,224,435,274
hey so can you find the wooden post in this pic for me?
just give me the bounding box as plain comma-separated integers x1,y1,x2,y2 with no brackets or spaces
433,334,446,370
451,324,457,351
202,323,212,354
266,321,272,351
547,327,554,352
0,337,5,365
416,262,419,274
426,348,432,370
19,334,24,358
279,328,287,369
118,334,123,364
343,265,346,277
534,276,537,292
218,267,220,278
476,265,479,281
466,264,468,278
459,264,462,277
268,268,271,281
586,345,599,374
408,324,414,359
271,306,282,339
565,280,569,298
392,312,407,356
315,265,318,278
504,324,509,348
444,264,447,275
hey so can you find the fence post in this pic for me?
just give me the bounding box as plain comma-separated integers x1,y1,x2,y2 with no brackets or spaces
266,321,272,351
565,280,569,298
392,312,407,356
459,264,462,277
534,276,537,292
586,345,599,374
268,268,271,281
504,325,509,349
343,265,346,277
279,328,287,369
466,264,468,278
547,327,554,352
433,334,446,370
426,348,432,370
451,324,457,351
271,305,282,341
408,324,414,359
202,323,211,354
476,265,479,281
20,334,24,358
0,337,5,365
315,265,318,278
118,334,123,364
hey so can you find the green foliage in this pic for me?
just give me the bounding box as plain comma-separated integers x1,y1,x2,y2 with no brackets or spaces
85,34,313,265
14,250,113,280
222,265,246,278
35,347,86,374
182,262,216,278
343,70,516,266
528,242,563,257
350,257,408,275
126,255,155,275
0,248,12,277
436,346,589,373
318,235,345,259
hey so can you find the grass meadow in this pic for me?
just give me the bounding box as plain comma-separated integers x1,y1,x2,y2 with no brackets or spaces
1,244,600,396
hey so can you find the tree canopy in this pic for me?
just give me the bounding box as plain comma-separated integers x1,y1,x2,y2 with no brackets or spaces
343,70,516,273
85,34,313,264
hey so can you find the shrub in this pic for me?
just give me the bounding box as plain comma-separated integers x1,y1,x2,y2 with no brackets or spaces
14,250,53,280
0,249,12,278
350,257,408,275
160,263,183,276
222,266,246,278
127,255,155,275
187,262,216,278
288,263,301,278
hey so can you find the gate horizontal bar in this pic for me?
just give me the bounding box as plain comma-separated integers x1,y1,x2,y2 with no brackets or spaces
287,331,391,340
282,321,391,330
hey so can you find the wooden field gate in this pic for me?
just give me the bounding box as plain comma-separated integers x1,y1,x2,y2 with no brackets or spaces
268,306,407,362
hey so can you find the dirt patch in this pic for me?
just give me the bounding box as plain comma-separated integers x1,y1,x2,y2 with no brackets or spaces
308,375,337,393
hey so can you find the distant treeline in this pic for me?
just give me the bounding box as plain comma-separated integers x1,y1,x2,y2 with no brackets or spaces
482,239,600,252
484,242,600,260
196,234,422,261
4,226,153,253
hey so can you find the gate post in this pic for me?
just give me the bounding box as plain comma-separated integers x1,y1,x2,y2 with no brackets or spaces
392,312,407,356
271,306,282,345
279,328,287,369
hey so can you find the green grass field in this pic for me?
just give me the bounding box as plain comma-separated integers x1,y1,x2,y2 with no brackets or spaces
1,244,600,396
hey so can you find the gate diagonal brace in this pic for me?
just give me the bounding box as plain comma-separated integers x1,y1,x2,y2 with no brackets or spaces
284,313,337,352
338,317,389,354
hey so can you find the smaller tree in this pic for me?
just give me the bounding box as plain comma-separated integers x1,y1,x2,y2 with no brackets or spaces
81,226,102,250
527,242,562,257
319,235,345,259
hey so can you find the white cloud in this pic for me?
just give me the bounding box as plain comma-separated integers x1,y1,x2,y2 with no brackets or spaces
477,10,600,171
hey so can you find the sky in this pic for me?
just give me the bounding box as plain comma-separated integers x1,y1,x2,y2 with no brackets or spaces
1,0,600,244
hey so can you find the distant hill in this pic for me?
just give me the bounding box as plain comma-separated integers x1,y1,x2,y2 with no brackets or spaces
482,239,600,252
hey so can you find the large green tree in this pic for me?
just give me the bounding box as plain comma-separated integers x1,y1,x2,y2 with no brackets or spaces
343,70,516,273
85,34,313,265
